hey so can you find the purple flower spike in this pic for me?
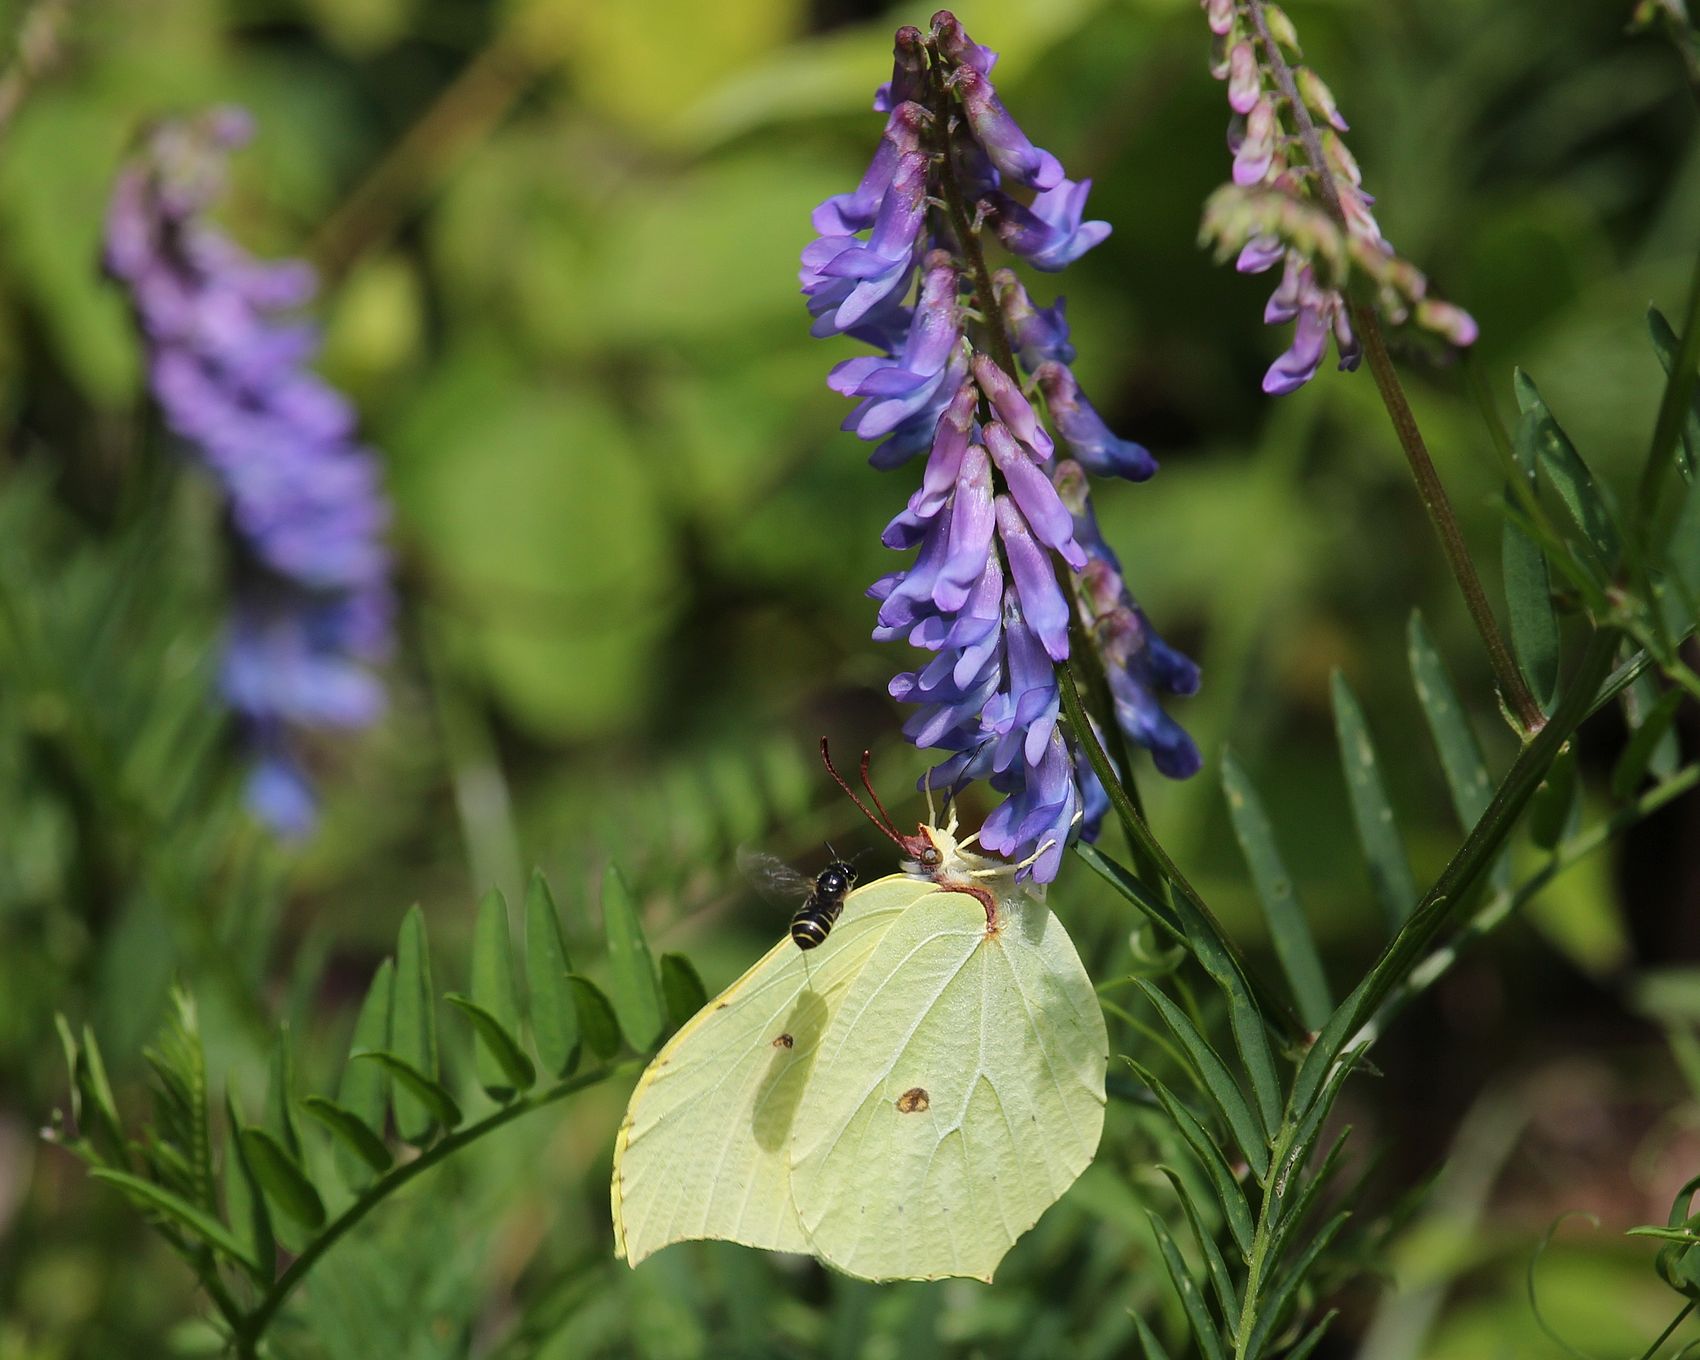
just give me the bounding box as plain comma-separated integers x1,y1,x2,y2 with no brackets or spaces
985,179,1111,272
105,107,393,837
1233,99,1278,186
810,16,1202,884
1227,43,1260,114
946,65,1064,191
1036,363,1158,482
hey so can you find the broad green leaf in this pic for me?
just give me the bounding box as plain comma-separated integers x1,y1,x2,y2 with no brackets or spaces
1407,613,1509,893
469,888,527,1099
1146,1209,1227,1360
659,953,708,1029
1617,679,1682,797
1332,672,1418,931
1128,1060,1255,1256
89,1169,262,1272
1649,306,1699,480
570,975,622,1061
1245,1209,1347,1358
300,1096,393,1175
1135,982,1270,1176
1503,417,1560,713
1158,1165,1239,1323
222,1092,273,1286
391,905,440,1143
1528,743,1580,851
239,1128,326,1231
1132,1312,1178,1360
602,865,665,1051
525,871,580,1078
334,958,392,1188
446,994,536,1097
1515,369,1622,569
1220,752,1331,1029
350,1051,463,1133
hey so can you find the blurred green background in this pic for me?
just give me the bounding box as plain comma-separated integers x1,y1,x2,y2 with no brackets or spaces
2,0,1699,1354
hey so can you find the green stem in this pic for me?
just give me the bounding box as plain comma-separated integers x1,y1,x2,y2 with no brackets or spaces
1242,0,1545,736
237,1063,633,1348
1232,1120,1297,1357
1638,1298,1697,1360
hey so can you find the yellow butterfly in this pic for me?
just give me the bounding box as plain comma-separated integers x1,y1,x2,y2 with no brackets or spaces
611,747,1106,1282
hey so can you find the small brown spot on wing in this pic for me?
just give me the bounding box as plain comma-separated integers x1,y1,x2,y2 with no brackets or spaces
896,1087,930,1113
772,1033,794,1049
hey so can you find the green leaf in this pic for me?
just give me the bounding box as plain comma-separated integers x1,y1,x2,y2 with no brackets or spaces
89,1169,263,1271
569,974,623,1061
469,888,527,1099
1515,369,1622,569
602,865,665,1051
1649,306,1699,480
1502,424,1561,715
1407,613,1509,893
1146,1209,1228,1360
1220,752,1331,1030
1131,1312,1177,1360
1135,983,1270,1176
1281,1309,1340,1360
391,905,440,1143
1128,1060,1254,1256
1265,1126,1350,1266
446,994,536,1097
1528,743,1580,851
221,1092,273,1285
334,957,393,1188
1665,475,1700,623
525,871,580,1078
1076,845,1283,1138
300,1096,393,1175
141,988,213,1212
1245,1209,1347,1357
351,1051,462,1134
659,953,708,1029
239,1128,326,1231
58,1018,126,1166
1158,1165,1239,1324
1332,671,1418,932
265,1028,302,1164
1613,685,1683,800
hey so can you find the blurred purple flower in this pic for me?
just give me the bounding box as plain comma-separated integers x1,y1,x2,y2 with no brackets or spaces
105,107,393,837
806,13,1199,881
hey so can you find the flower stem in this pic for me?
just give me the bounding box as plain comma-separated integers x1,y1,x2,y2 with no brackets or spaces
1241,0,1546,737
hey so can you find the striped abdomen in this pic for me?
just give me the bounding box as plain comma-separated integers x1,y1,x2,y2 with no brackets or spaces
790,892,845,950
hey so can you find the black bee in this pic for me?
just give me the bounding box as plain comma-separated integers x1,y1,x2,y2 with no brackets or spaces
737,850,860,950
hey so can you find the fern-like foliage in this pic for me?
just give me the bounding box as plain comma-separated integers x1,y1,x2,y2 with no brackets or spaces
47,867,699,1358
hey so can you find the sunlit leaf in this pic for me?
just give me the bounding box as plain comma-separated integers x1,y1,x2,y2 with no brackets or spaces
525,871,581,1078
1134,982,1269,1176
602,865,665,1051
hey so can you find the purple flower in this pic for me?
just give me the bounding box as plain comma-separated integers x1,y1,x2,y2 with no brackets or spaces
1035,363,1158,482
808,15,1201,883
985,179,1111,272
105,107,393,837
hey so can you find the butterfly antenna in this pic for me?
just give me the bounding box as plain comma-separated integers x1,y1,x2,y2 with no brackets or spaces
858,749,904,837
820,738,905,848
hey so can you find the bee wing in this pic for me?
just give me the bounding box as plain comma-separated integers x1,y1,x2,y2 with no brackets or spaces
735,847,815,907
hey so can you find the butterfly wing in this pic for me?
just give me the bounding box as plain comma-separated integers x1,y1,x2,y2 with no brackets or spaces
612,873,942,1266
788,888,1107,1282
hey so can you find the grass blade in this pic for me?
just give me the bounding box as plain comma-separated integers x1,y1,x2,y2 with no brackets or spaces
1146,1209,1228,1360
300,1096,392,1175
1502,419,1561,714
351,1051,463,1134
1158,1165,1240,1323
334,957,392,1188
1408,612,1508,893
1515,369,1621,569
525,871,580,1078
1135,981,1270,1176
446,994,536,1096
1245,1208,1347,1358
1650,305,1700,481
238,1128,326,1231
602,865,664,1051
1332,671,1418,932
1128,1060,1255,1256
469,889,527,1099
1221,751,1331,1030
391,905,439,1144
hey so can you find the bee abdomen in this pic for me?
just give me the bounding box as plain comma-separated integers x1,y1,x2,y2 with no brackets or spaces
790,896,843,950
